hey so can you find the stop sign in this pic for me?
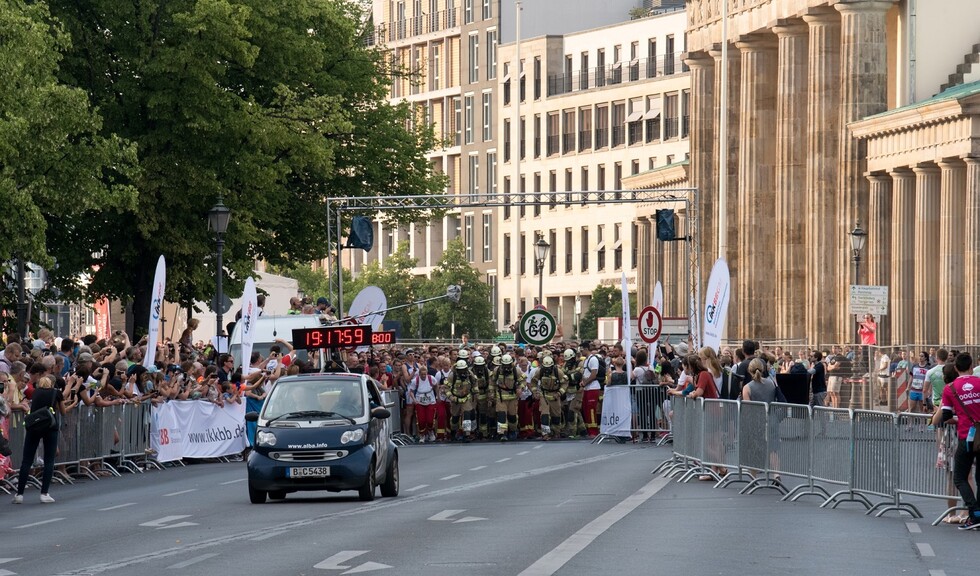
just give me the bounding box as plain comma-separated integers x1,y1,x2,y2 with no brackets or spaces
638,306,662,344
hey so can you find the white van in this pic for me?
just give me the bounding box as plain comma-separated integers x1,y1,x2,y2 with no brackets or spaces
229,314,328,369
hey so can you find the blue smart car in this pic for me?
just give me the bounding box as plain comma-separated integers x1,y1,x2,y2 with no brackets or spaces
245,373,399,503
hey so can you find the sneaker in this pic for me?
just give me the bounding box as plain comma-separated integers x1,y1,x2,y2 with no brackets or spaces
40,493,55,504
12,494,23,504
959,516,980,531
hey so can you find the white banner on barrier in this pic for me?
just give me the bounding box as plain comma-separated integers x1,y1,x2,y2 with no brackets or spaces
599,386,632,437
240,277,258,374
151,401,247,462
143,256,166,369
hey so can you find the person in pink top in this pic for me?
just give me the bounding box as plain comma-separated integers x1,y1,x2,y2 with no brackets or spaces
856,314,877,378
932,352,980,530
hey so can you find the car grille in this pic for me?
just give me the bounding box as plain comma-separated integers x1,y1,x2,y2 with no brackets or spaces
271,451,348,462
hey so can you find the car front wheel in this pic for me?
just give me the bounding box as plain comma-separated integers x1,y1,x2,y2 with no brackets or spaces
380,454,399,497
358,460,376,501
249,483,267,504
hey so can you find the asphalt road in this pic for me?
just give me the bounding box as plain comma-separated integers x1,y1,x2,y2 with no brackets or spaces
0,441,974,576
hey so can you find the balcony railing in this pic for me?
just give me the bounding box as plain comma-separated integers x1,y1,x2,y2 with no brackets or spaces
547,135,559,156
562,132,574,154
682,114,690,138
578,129,592,151
565,253,573,273
611,126,625,147
381,9,459,43
664,117,679,139
594,127,608,149
645,118,661,143
547,53,688,97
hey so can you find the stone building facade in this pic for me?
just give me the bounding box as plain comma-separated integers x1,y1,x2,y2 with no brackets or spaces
684,0,980,346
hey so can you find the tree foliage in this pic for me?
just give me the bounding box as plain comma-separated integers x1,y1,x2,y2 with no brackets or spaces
578,284,637,341
0,1,137,292
419,240,494,340
34,0,446,334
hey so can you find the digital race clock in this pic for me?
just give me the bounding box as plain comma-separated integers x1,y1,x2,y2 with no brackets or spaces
292,325,373,349
371,331,396,345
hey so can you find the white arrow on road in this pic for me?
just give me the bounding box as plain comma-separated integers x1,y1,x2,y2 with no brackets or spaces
314,551,391,574
139,515,198,529
427,509,486,523
0,558,21,576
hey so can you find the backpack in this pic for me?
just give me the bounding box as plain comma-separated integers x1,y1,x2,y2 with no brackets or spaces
587,355,606,386
789,362,808,375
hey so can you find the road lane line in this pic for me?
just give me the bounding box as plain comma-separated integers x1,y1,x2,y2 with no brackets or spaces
469,466,487,471
51,450,633,576
929,570,947,576
99,503,137,511
496,458,511,463
220,479,246,485
250,530,289,542
517,451,530,455
440,474,461,481
163,489,197,497
166,554,219,569
14,518,65,530
517,477,670,576
405,484,430,492
905,522,921,533
916,543,935,557
533,445,544,450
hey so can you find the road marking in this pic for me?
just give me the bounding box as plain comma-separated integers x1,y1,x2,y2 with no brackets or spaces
427,509,485,523
517,476,670,576
250,530,289,542
220,478,246,485
930,571,947,576
13,518,64,530
905,522,921,533
0,558,20,576
916,543,935,557
517,451,530,455
163,489,197,497
496,458,511,463
166,554,218,569
51,450,632,576
533,445,544,450
99,503,137,511
404,484,429,493
314,551,391,573
556,498,574,507
140,515,198,529
469,466,487,471
440,474,461,481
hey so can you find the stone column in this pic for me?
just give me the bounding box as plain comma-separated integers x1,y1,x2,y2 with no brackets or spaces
709,44,741,335
965,158,980,344
736,34,778,340
684,52,715,298
867,172,892,343
835,0,896,342
773,21,808,340
803,8,841,345
913,164,940,345
889,168,915,346
939,160,966,345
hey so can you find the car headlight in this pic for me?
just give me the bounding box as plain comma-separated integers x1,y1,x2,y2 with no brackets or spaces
256,430,277,446
340,429,365,445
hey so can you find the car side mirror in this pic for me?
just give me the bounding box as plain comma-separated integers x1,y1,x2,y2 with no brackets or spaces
371,407,391,420
245,412,259,422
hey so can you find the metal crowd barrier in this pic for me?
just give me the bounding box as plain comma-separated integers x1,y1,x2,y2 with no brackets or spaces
381,389,412,446
655,398,968,524
1,402,159,492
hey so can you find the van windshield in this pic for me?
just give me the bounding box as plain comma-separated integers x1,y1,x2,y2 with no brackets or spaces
264,380,365,421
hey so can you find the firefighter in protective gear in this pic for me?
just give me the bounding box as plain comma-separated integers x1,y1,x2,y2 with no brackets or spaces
490,345,502,361
563,348,586,437
471,355,494,439
445,359,477,442
458,348,471,364
493,353,526,441
531,355,567,440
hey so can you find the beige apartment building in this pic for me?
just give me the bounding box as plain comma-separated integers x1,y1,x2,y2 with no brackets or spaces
683,0,979,347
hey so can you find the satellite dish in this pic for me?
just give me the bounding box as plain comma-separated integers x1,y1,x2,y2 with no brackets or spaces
348,286,387,352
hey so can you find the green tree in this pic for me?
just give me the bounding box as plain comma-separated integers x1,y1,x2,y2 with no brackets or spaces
578,284,637,341
420,240,494,340
44,0,446,334
0,1,137,330
268,263,351,310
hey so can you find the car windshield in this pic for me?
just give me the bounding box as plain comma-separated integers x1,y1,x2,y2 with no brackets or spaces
263,379,365,421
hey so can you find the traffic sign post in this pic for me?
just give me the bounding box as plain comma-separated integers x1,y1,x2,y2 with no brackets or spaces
637,306,663,344
849,285,888,317
518,309,557,346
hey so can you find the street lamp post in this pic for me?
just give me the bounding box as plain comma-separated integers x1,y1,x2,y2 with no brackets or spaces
850,220,867,285
208,198,231,340
534,238,550,309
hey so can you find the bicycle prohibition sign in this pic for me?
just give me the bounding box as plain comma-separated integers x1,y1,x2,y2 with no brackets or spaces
518,309,556,346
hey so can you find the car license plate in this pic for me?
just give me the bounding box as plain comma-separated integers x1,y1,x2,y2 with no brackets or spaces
287,466,330,478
